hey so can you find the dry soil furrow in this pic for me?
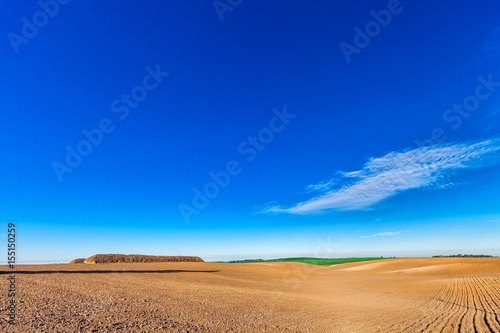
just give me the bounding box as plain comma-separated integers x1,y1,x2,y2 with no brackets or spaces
467,277,495,332
471,276,500,332
419,281,459,332
396,278,453,332
426,278,465,333
458,277,480,333
441,278,470,333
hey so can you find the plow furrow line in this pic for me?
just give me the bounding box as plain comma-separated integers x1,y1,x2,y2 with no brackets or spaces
423,279,463,332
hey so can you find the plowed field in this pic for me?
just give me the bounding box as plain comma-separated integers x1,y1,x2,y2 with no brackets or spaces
1,258,499,332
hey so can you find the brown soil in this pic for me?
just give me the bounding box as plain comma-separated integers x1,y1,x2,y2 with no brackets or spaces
1,258,499,332
83,254,204,264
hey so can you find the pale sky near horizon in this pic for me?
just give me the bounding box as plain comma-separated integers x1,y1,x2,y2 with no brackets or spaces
1,0,500,263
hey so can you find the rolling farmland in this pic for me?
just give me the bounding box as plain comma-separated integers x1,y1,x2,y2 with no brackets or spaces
1,258,499,332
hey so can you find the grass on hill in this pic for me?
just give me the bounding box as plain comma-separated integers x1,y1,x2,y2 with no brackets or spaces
225,257,394,266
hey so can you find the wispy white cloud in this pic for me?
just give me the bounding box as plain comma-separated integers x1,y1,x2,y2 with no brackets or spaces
361,231,405,238
264,138,500,214
476,24,500,65
304,179,339,193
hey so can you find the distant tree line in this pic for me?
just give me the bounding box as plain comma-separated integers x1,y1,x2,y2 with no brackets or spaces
228,259,266,263
432,254,493,258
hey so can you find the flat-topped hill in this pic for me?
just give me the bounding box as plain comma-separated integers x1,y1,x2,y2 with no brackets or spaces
69,258,86,264
79,254,204,264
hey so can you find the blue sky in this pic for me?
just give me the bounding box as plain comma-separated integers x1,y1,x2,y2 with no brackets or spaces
1,0,500,263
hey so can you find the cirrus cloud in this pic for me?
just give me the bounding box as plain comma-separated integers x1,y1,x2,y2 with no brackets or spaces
264,138,500,214
360,230,410,238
